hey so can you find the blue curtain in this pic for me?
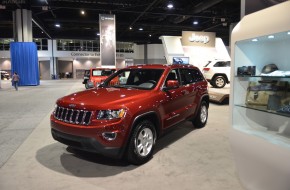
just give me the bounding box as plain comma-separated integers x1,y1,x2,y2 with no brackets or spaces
10,42,40,86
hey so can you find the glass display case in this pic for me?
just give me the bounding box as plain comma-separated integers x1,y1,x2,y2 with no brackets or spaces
233,31,290,144
230,2,290,190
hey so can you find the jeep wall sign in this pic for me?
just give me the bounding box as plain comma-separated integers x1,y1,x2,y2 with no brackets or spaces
181,31,216,47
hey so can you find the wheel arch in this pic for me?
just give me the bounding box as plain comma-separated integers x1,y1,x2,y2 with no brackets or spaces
192,94,209,120
130,111,161,138
201,94,210,108
212,73,229,83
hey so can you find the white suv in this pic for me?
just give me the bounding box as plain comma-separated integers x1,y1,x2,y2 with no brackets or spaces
202,60,231,88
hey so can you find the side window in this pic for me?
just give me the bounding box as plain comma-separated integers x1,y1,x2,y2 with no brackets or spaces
180,68,204,85
214,61,229,67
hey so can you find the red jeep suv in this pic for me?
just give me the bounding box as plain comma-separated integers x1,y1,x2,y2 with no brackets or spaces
51,64,209,165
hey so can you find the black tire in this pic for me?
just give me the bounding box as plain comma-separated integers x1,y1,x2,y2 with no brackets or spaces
213,76,226,88
192,101,208,128
127,120,156,165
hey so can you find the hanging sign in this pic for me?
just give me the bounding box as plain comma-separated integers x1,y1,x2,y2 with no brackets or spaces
99,14,116,66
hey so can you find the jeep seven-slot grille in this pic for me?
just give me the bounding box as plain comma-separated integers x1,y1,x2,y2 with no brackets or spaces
54,106,92,125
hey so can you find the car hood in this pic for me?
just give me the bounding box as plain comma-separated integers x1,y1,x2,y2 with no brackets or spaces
57,87,152,110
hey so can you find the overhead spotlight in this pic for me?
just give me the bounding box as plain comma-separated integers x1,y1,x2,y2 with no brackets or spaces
55,24,60,28
129,26,132,30
97,33,100,36
287,31,290,35
81,10,85,15
167,2,174,9
268,35,274,39
139,28,143,31
252,38,258,42
149,34,152,37
193,21,198,25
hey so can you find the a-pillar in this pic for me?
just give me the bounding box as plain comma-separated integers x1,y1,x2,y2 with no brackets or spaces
13,9,33,42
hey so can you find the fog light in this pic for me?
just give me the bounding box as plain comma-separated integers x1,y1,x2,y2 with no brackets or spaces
102,132,117,141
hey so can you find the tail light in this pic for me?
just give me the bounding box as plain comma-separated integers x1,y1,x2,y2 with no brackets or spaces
203,68,210,71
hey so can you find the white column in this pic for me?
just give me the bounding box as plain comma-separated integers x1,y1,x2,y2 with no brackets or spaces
13,9,33,42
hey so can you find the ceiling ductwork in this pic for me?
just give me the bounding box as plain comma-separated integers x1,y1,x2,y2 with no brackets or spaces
172,0,223,24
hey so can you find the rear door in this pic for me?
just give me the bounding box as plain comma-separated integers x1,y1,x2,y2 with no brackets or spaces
162,68,204,128
178,68,205,119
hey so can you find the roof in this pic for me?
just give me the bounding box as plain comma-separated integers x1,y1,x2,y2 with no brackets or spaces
126,64,199,70
0,0,240,45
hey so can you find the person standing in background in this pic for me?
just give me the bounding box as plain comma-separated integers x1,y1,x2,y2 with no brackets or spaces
12,72,20,91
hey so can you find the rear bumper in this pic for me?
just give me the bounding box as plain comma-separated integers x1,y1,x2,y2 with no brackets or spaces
51,128,124,158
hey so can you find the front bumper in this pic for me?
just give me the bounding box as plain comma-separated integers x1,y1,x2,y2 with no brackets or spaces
51,128,123,158
50,115,128,159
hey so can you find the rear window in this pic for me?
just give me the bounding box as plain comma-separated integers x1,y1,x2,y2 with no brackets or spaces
214,61,230,67
92,69,115,76
204,61,211,67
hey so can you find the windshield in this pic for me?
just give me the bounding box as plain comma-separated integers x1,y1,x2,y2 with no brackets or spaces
92,69,115,76
103,69,164,90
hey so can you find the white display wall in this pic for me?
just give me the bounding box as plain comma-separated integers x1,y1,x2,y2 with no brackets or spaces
230,2,290,190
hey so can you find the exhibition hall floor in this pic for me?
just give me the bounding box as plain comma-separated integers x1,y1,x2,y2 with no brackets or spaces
0,80,244,190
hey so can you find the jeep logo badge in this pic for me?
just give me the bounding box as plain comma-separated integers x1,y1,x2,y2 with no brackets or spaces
69,104,76,108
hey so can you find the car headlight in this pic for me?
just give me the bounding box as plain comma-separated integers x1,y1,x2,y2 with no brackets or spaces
97,109,126,120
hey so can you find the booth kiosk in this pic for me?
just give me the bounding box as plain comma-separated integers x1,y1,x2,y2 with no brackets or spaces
160,34,231,103
230,2,290,190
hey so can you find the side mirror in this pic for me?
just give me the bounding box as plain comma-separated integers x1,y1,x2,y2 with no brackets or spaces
163,80,179,91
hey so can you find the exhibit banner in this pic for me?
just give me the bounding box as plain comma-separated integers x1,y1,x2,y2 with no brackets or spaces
181,31,216,47
99,14,116,66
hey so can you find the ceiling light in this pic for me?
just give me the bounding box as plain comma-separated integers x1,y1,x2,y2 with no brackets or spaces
268,35,274,39
287,32,290,35
193,21,198,25
139,28,143,31
252,38,258,42
149,34,152,37
55,24,60,28
167,2,173,9
81,10,85,15
129,27,132,30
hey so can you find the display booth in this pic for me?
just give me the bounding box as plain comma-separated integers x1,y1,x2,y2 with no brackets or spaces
160,32,230,69
230,2,290,190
